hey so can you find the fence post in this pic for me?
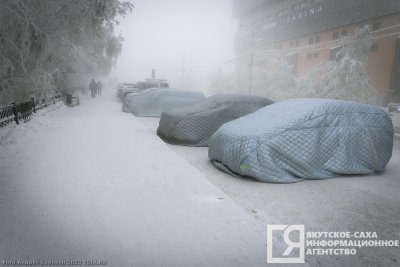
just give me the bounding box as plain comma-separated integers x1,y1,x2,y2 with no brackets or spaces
31,97,36,113
12,102,19,125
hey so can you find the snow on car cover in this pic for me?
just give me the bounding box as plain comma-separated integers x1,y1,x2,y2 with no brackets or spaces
208,98,393,183
124,88,205,117
157,94,273,146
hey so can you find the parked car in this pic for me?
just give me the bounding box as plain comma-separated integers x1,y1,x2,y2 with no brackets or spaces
117,82,137,100
157,94,273,146
121,87,149,112
208,98,393,183
121,87,147,100
117,82,136,92
123,88,205,117
136,80,169,90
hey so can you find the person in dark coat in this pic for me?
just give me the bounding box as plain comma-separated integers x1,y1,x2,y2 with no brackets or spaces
89,79,97,98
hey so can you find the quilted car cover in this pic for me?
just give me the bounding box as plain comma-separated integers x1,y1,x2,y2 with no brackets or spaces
123,88,205,117
208,98,393,183
157,94,273,146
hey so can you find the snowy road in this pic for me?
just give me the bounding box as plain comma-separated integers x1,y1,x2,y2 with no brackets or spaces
0,93,273,267
139,113,400,267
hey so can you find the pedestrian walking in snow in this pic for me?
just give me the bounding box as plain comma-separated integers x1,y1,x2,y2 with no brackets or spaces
89,79,97,98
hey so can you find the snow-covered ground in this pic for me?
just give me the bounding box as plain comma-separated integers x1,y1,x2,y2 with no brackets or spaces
0,92,274,267
139,111,400,267
1,90,399,267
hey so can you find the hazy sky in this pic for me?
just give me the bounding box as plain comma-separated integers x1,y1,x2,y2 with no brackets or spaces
112,0,236,91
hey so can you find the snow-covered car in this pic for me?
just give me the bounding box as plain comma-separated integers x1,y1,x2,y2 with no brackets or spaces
157,94,273,146
117,82,137,100
121,88,147,112
208,98,393,183
123,88,205,117
136,80,169,90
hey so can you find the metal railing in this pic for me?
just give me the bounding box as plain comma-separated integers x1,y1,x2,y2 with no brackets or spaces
0,94,63,128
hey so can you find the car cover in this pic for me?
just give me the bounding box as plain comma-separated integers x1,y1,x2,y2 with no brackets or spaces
208,98,393,183
123,88,205,117
157,94,273,146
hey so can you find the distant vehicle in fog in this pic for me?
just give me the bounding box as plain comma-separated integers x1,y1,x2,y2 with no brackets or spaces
120,87,148,102
123,88,205,117
117,78,169,101
136,79,169,90
117,82,146,100
117,82,137,90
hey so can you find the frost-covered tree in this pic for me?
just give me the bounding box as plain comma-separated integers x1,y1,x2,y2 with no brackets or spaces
295,25,378,103
210,25,378,104
0,0,133,104
318,25,378,103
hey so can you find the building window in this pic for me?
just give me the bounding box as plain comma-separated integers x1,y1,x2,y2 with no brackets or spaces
307,53,312,60
373,22,381,31
313,52,319,59
287,53,298,75
370,44,378,53
290,40,300,47
333,32,339,40
309,35,321,44
333,31,347,40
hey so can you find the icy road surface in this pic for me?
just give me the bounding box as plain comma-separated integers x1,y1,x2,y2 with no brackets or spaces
139,107,400,267
0,94,276,267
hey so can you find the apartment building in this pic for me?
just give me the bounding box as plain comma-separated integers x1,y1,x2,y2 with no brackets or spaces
233,0,400,102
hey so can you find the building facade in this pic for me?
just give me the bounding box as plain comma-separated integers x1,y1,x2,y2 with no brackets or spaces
233,0,400,103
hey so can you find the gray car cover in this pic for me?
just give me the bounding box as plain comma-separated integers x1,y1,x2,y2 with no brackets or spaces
208,98,393,183
123,88,205,117
157,94,273,146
